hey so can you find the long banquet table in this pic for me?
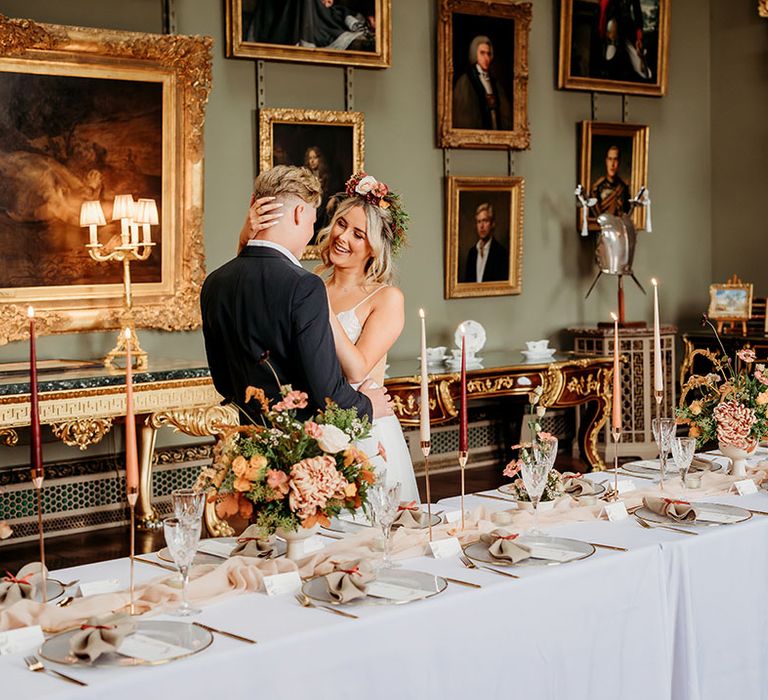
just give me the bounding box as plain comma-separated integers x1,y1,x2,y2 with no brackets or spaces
3,471,768,700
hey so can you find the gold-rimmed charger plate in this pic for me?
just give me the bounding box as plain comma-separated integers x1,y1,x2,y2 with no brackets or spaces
31,578,66,603
302,567,447,606
464,535,595,568
158,537,286,564
39,620,213,667
635,502,751,527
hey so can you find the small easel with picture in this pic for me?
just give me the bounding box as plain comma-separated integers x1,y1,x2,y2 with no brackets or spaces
708,274,753,335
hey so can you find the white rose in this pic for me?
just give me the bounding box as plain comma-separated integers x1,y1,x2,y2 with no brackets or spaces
316,424,351,453
355,175,378,195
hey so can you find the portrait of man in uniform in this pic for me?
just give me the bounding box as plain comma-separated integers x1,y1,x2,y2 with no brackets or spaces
589,144,630,218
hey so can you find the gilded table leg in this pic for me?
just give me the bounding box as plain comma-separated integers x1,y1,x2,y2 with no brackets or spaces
137,421,161,530
578,395,610,471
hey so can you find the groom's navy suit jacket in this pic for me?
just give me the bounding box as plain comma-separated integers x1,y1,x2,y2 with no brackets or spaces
201,245,372,424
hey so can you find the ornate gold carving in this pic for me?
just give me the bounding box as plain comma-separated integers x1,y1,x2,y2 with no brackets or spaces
50,418,113,450
436,378,458,418
0,428,18,447
566,373,602,397
540,366,565,406
147,405,240,437
467,376,519,394
392,393,437,419
205,499,235,538
586,368,612,470
0,20,211,340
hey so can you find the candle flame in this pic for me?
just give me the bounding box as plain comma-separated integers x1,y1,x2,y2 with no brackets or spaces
418,308,425,319
26,306,34,319
651,277,658,287
610,312,618,322
124,328,132,340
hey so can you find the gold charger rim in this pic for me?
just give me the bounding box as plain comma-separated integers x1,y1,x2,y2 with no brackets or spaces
463,535,596,568
635,502,752,527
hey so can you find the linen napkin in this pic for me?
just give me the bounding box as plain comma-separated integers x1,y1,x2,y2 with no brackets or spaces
69,614,135,663
230,525,278,558
480,530,531,563
323,559,376,603
392,501,428,529
562,474,596,496
690,457,716,472
0,563,46,608
643,496,698,522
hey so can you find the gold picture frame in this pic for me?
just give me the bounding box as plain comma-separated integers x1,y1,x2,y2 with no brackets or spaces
708,282,753,321
558,0,670,97
579,121,649,232
225,0,391,68
445,176,524,299
0,17,212,345
259,107,365,260
437,0,531,150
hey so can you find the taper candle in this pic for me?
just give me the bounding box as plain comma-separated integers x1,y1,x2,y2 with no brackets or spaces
611,312,621,431
459,326,468,452
27,306,42,477
124,329,139,492
418,309,430,443
652,278,663,393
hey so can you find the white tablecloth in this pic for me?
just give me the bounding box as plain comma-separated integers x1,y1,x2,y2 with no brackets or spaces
3,474,768,700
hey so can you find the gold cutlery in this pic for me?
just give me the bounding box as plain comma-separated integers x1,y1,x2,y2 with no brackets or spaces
193,621,257,644
444,576,482,589
587,542,628,552
294,592,358,619
56,595,75,608
473,493,515,503
604,470,656,481
57,579,80,589
634,515,698,536
317,531,344,540
24,655,87,687
459,553,520,579
747,508,768,516
134,556,177,572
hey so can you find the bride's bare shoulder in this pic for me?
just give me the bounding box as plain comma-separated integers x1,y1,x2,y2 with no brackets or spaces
374,285,404,309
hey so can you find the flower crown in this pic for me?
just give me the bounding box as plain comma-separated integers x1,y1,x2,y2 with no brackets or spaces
344,172,408,255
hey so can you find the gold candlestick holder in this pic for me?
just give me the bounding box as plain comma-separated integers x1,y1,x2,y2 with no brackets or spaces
32,469,47,603
81,196,158,371
654,390,664,492
458,450,468,530
127,487,138,615
421,441,433,542
611,429,622,501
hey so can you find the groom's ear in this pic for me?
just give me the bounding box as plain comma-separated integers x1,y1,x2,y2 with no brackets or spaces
292,203,304,225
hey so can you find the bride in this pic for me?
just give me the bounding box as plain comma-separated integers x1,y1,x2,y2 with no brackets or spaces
243,172,419,502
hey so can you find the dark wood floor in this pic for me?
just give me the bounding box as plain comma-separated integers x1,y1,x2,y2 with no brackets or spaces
1,455,590,573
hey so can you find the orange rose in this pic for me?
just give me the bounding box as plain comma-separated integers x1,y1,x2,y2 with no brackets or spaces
690,401,703,416
689,424,701,437
232,455,249,478
344,482,357,498
361,469,376,485
233,476,252,492
302,512,330,529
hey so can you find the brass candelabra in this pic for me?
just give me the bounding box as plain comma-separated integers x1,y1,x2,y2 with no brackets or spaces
80,195,158,370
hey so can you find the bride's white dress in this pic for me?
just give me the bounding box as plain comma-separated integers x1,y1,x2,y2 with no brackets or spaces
336,292,420,502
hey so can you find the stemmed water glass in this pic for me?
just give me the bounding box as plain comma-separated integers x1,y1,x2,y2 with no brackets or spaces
671,436,697,488
172,487,205,524
520,434,558,533
368,482,401,569
651,418,676,489
163,517,202,616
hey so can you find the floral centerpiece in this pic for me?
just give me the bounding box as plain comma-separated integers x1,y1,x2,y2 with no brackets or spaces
676,317,768,475
502,386,562,502
195,381,377,537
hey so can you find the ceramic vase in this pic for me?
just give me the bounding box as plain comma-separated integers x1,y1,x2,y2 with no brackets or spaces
275,525,318,561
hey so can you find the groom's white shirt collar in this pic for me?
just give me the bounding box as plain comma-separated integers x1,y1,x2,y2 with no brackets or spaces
247,239,302,267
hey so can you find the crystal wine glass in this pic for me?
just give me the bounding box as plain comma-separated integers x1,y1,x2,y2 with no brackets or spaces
520,434,558,532
172,487,205,524
368,482,401,569
671,436,697,488
651,418,676,489
163,517,201,616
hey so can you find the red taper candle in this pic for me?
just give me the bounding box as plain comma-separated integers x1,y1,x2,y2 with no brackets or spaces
124,329,139,492
27,307,42,477
459,328,468,452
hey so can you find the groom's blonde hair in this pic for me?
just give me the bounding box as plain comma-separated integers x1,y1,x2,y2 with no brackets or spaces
252,165,322,206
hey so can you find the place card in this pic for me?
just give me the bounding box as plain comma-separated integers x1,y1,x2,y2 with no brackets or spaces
118,633,189,662
338,512,372,527
732,479,758,496
615,479,637,495
428,537,461,559
263,571,302,596
79,579,121,597
601,501,629,522
695,508,746,524
0,625,44,655
444,510,463,524
525,544,583,563
197,540,234,558
367,581,429,603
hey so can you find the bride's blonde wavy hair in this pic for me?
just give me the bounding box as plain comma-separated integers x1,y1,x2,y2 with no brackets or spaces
315,197,396,285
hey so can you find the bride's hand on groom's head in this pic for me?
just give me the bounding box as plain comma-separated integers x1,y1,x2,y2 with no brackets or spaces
359,378,394,420
248,196,284,236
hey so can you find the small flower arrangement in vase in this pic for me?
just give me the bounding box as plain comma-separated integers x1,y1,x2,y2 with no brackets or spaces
195,369,377,558
676,317,768,476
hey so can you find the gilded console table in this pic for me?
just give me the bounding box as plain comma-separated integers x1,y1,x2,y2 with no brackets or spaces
0,360,238,529
384,351,613,470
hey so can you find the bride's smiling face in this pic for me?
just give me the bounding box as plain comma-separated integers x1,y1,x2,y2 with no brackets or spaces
329,204,372,271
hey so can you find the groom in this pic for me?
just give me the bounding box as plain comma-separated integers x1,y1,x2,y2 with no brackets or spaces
201,165,390,423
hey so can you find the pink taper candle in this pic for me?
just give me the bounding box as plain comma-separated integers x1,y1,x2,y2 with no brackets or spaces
652,278,663,393
611,312,621,431
124,329,139,492
418,309,430,442
27,306,43,477
459,327,468,452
